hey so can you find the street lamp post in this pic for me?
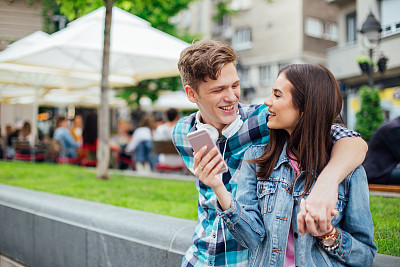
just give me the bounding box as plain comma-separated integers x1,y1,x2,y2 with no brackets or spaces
359,11,382,87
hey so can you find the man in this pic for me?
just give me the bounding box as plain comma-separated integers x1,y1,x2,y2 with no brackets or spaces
154,108,184,168
173,40,367,267
363,116,400,185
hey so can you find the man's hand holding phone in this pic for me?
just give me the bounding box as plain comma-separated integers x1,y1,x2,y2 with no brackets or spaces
188,129,228,188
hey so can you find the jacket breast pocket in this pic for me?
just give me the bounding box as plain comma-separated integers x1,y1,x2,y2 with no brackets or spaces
256,180,278,214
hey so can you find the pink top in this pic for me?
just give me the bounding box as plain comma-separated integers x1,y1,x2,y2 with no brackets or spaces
285,226,296,267
285,153,299,267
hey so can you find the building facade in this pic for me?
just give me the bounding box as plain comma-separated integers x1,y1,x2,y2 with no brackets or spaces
326,0,400,128
0,0,43,51
175,0,340,103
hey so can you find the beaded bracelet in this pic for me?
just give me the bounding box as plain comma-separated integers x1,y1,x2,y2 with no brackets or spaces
324,228,341,252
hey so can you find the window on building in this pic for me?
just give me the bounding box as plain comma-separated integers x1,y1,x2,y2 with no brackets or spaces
230,0,253,11
305,17,323,38
233,27,252,50
325,22,338,41
346,12,357,43
239,67,250,88
380,0,400,36
278,63,289,70
259,65,272,85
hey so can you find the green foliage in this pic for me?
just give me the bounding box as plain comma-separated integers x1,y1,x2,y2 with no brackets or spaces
355,86,384,142
213,0,238,22
0,161,198,220
356,55,373,64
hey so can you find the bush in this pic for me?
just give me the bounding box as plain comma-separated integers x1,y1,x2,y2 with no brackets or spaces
355,86,384,142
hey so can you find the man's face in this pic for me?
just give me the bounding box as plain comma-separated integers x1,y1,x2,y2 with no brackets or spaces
185,63,240,133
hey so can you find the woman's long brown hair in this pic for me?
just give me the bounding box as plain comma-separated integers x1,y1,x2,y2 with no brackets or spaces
251,64,343,196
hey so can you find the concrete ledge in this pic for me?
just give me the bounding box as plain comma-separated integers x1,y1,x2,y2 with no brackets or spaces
0,184,195,267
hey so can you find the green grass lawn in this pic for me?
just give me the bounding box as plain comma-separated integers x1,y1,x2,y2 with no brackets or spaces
0,161,198,220
0,161,398,257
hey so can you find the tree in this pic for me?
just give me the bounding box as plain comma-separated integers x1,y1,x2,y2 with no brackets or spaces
355,85,384,142
55,0,196,179
95,0,113,179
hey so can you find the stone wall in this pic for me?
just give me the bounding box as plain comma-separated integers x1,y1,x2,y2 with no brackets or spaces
0,184,195,267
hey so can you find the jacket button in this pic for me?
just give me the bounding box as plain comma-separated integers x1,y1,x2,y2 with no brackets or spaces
294,200,298,206
259,184,263,193
294,232,298,238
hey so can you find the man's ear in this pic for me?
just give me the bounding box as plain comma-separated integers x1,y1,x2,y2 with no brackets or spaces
185,85,198,103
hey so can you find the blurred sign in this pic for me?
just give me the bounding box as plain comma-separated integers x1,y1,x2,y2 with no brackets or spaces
38,112,50,121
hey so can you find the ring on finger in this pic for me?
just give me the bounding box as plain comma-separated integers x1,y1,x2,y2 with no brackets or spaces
199,165,203,170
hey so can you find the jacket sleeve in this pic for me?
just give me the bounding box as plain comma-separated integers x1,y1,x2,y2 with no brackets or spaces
325,166,377,266
216,147,266,250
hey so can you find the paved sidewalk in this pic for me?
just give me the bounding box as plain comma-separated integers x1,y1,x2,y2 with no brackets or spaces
374,253,400,266
370,191,400,198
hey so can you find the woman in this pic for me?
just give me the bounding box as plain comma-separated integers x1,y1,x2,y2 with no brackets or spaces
126,114,155,172
194,64,376,266
53,116,79,158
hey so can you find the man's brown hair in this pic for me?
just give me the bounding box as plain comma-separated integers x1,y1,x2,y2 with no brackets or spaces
178,40,238,92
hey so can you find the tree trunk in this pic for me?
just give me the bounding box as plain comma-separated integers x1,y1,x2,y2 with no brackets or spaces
97,0,113,180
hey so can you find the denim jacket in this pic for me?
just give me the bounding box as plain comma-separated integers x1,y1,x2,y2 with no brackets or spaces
216,144,377,267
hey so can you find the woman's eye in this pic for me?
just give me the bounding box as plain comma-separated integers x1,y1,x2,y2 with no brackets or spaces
274,94,280,98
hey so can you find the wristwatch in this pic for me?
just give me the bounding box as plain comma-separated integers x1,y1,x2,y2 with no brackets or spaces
319,227,340,247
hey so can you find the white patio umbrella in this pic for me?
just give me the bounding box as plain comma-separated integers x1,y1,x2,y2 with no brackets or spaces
0,30,135,140
0,7,188,81
142,91,198,111
1,86,126,108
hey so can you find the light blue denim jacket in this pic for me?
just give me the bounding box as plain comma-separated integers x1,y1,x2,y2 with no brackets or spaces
216,144,377,267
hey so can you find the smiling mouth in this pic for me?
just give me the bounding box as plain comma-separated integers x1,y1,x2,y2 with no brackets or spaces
269,111,276,116
220,105,234,111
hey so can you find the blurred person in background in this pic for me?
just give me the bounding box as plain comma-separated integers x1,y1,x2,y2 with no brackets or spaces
110,119,132,169
18,121,34,147
4,124,16,158
82,111,98,147
154,108,184,168
363,116,400,185
53,116,79,158
70,114,83,146
81,111,98,163
126,113,155,172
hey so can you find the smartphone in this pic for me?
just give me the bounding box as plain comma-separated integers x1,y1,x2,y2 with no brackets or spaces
188,129,228,174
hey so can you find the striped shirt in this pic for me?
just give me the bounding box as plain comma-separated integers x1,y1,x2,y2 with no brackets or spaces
172,103,360,267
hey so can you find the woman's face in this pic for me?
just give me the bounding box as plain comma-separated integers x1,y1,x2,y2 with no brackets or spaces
264,73,300,135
